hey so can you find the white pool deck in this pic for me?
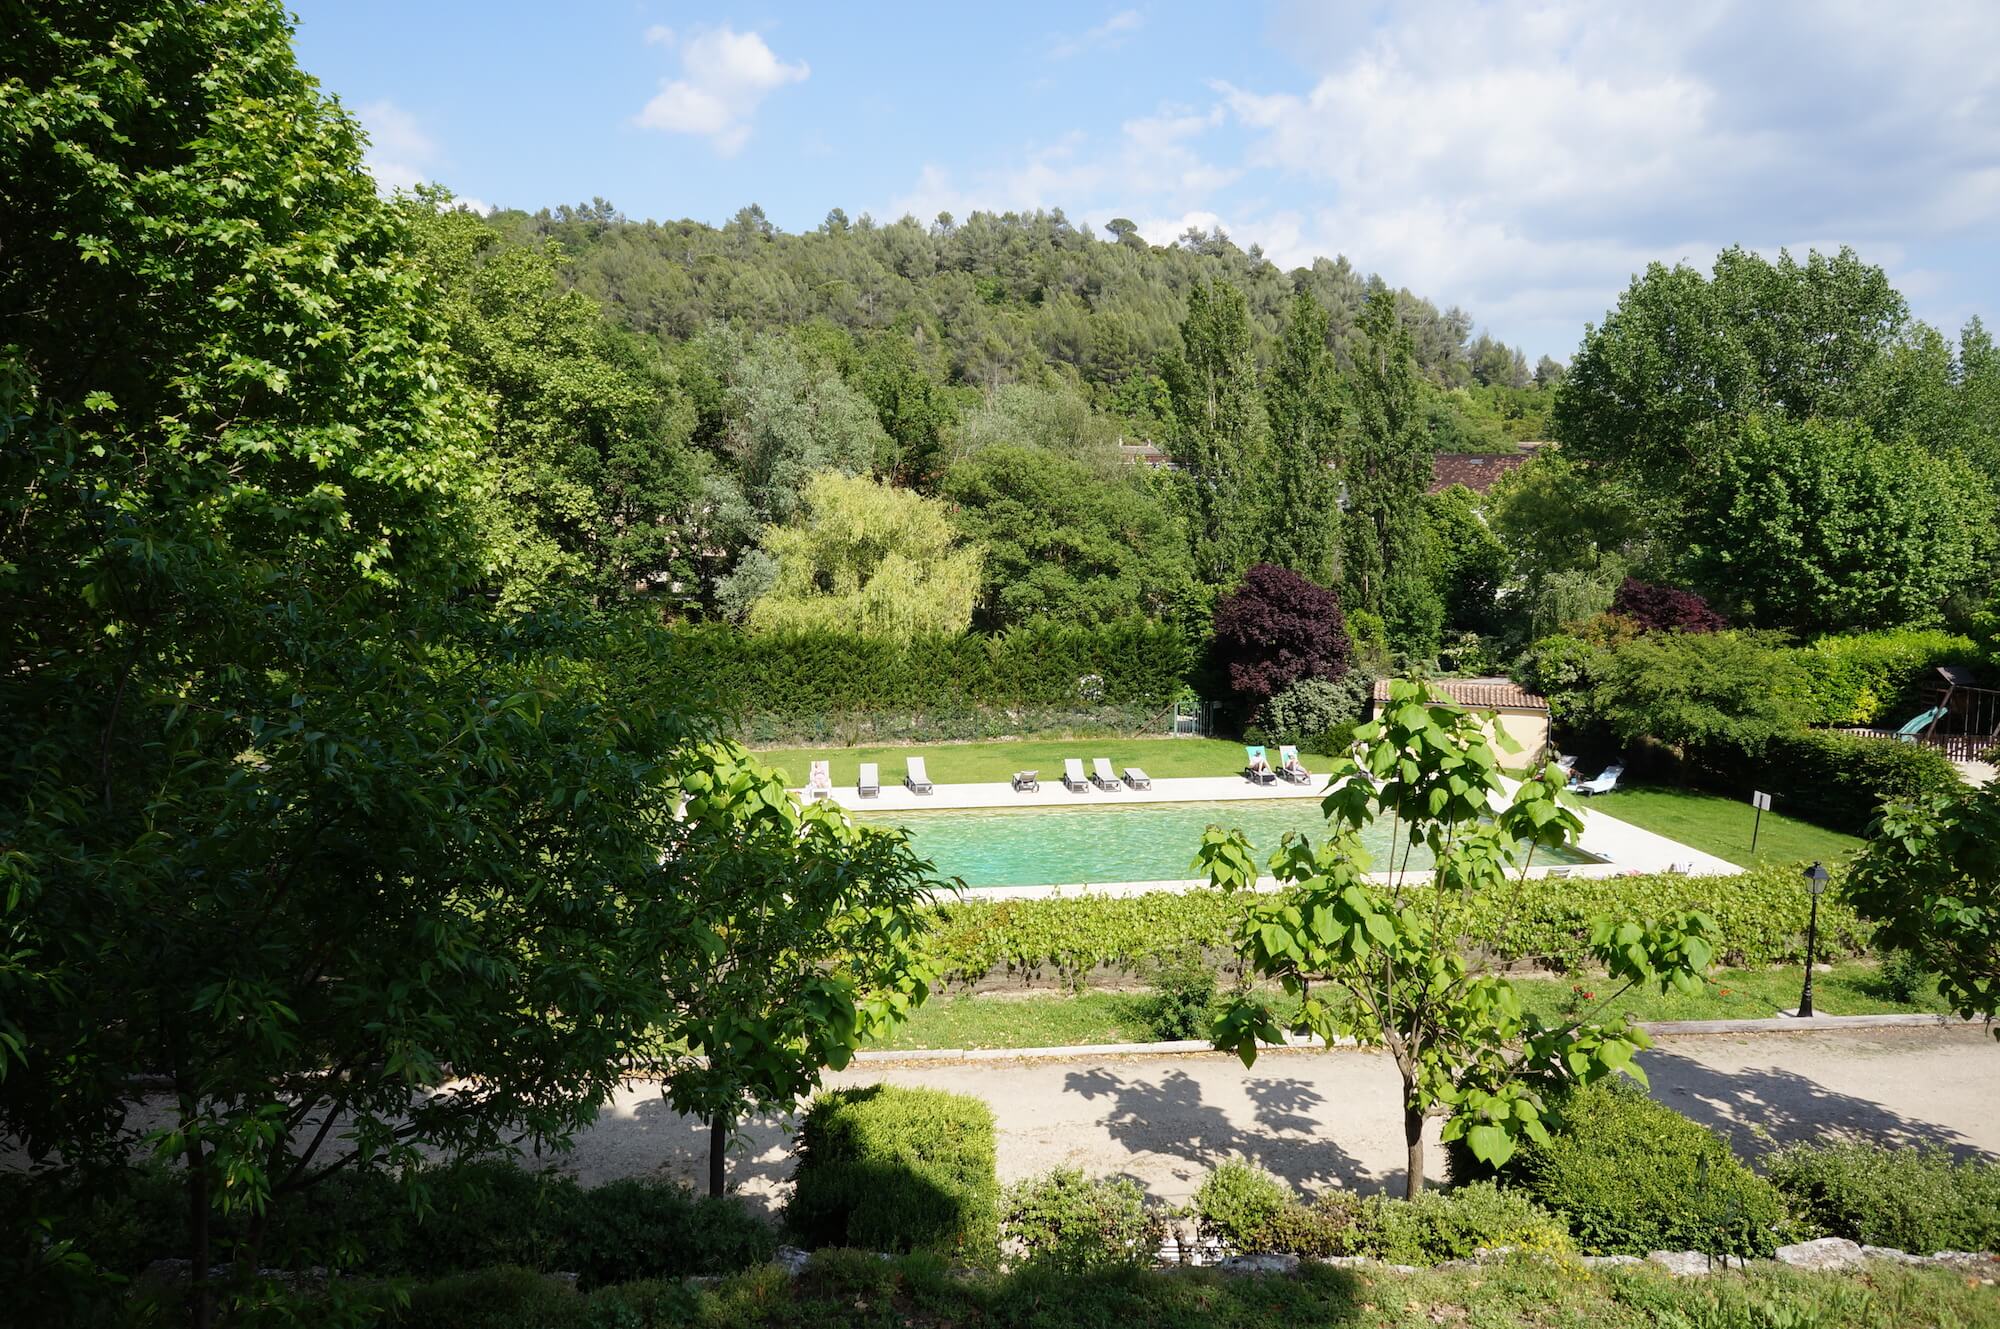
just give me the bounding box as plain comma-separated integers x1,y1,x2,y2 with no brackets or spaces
796,772,1738,897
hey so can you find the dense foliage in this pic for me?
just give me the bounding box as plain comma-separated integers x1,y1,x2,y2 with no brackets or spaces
1766,1143,2000,1255
1209,563,1353,712
1610,579,1727,634
788,1086,1001,1263
1001,1169,1163,1272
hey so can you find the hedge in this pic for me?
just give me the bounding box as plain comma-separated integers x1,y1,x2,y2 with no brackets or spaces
1766,1143,2000,1255
1700,730,1964,836
1002,1168,1163,1272
787,1085,1000,1264
1466,1079,1789,1259
922,865,1874,988
1785,631,1981,727
661,621,1191,743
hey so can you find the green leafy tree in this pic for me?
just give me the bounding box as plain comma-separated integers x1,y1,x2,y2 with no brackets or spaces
1486,452,1645,596
726,332,887,523
1163,280,1273,586
1343,290,1435,619
1849,781,2000,1037
1421,484,1510,634
1683,415,1987,632
749,472,983,637
653,748,947,1194
944,444,1195,627
1196,679,1715,1198
1264,289,1345,583
855,323,961,490
1589,632,1803,766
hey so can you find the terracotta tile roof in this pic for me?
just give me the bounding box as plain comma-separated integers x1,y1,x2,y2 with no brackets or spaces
1429,451,1532,494
1372,677,1549,712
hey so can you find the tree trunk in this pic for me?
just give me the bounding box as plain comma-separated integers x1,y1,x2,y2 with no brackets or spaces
709,1115,729,1198
186,1151,213,1329
1403,1101,1426,1200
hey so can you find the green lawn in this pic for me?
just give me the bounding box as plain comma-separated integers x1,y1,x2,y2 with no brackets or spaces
872,962,1942,1050
1588,785,1863,866
750,736,1252,787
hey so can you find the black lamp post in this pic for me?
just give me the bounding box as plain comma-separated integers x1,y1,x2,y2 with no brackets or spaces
1798,861,1830,1017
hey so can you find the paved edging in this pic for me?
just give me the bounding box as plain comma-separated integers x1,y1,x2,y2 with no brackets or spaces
852,1012,1976,1065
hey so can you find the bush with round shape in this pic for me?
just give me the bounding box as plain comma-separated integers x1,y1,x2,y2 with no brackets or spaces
1002,1168,1162,1272
1486,1079,1786,1259
1611,578,1728,634
1765,1142,2000,1255
1141,949,1217,1041
1255,674,1371,753
1351,1182,1570,1264
1190,1160,1289,1249
1209,564,1351,712
787,1086,1000,1264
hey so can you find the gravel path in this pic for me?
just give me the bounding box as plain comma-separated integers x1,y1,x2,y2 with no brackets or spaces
550,1024,2000,1213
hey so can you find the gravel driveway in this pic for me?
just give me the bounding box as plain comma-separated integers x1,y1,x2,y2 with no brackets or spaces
547,1024,2000,1213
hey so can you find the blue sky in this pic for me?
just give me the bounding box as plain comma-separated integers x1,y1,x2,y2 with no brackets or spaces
292,1,2000,360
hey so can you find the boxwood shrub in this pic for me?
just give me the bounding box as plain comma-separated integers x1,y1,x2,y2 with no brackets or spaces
1471,1079,1787,1259
1766,1142,2000,1254
1002,1167,1163,1272
787,1085,1000,1264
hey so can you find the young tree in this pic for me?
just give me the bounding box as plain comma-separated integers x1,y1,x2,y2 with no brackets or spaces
1342,290,1435,619
1209,564,1352,714
653,748,947,1194
1264,289,1345,584
1163,280,1273,587
1197,679,1716,1198
1848,781,2000,1037
748,472,983,637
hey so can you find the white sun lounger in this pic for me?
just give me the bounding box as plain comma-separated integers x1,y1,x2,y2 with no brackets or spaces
1062,758,1089,793
904,756,933,795
1012,770,1040,792
1090,757,1121,791
805,760,832,803
1123,766,1151,790
1568,762,1624,796
857,762,880,798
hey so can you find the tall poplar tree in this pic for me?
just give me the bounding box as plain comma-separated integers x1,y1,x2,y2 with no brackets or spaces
1343,289,1434,618
1264,289,1345,584
1164,280,1272,588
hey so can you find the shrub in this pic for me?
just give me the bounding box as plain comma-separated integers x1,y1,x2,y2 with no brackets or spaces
1190,1162,1357,1257
1873,949,1936,1005
1002,1168,1162,1272
1209,564,1351,711
393,1266,579,1328
1707,730,1964,835
1766,1142,2000,1254
1612,578,1728,633
1351,1183,1570,1264
1591,631,1804,758
1255,674,1369,752
558,1177,777,1289
1513,634,1605,728
1497,1080,1786,1258
788,1086,1000,1263
1785,630,1980,726
1141,948,1218,1041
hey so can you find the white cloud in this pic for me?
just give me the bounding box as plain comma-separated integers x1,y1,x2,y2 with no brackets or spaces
355,99,435,195
643,23,674,47
1050,8,1145,60
633,26,809,156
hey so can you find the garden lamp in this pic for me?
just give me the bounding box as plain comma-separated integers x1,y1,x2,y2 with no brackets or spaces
1797,861,1830,1018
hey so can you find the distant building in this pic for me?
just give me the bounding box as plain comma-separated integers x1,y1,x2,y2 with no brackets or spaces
1428,444,1544,495
1372,677,1552,766
1117,440,1176,469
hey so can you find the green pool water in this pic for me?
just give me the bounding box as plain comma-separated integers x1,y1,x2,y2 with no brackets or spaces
862,799,1598,889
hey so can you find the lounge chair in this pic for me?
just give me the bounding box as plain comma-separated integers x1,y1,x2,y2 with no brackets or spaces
805,760,832,803
1568,762,1624,796
1277,745,1311,785
1090,757,1121,791
857,762,880,799
1062,758,1089,793
904,756,933,795
1243,745,1276,786
1123,766,1151,791
1012,769,1040,792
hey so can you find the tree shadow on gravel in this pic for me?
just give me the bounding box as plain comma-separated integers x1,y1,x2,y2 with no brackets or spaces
1062,1066,1388,1197
1643,1049,1989,1161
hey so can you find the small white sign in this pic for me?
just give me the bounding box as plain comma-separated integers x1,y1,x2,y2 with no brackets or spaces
1752,791,1773,811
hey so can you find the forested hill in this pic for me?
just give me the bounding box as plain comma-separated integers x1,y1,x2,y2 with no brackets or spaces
484,200,1557,441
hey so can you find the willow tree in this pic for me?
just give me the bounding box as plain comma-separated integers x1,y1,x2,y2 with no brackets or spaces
1198,679,1715,1197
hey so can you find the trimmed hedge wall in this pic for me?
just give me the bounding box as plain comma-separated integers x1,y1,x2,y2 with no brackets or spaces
1785,631,1981,727
787,1085,1000,1263
662,621,1191,743
922,865,1873,988
1700,730,1965,836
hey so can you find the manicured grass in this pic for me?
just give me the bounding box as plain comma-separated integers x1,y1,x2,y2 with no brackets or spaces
1589,784,1864,867
751,736,1252,788
873,963,1943,1051
409,1252,2000,1328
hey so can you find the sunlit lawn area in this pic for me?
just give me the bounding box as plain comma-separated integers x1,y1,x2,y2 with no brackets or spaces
752,736,1252,787
1588,784,1864,866
871,962,1942,1050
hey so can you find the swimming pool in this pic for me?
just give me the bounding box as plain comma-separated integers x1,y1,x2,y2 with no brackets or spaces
861,799,1599,889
